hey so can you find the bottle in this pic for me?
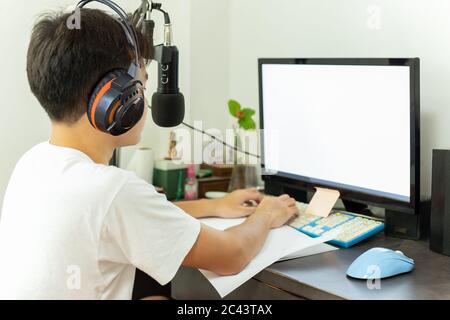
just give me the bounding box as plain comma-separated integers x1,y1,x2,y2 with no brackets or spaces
175,169,184,201
184,164,198,200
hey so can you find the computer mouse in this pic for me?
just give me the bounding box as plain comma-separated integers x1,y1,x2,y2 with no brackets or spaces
346,247,414,279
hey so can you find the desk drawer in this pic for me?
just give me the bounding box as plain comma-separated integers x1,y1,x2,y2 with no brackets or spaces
198,178,230,199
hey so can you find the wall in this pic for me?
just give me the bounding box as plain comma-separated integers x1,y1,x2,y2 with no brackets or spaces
0,0,71,211
190,0,231,133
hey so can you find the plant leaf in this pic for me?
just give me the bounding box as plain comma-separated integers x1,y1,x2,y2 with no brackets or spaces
247,118,256,130
241,108,255,117
228,100,241,117
239,117,256,130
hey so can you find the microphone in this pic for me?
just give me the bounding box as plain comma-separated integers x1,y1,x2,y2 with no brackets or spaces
151,23,185,127
133,1,185,127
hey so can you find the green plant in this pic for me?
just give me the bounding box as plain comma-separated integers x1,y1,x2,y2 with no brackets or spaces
228,99,257,165
228,99,256,130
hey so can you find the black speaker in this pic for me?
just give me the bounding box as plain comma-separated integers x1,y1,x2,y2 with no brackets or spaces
430,149,450,255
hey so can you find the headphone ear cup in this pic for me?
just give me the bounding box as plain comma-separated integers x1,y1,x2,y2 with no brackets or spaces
87,69,127,130
118,97,145,127
110,88,145,136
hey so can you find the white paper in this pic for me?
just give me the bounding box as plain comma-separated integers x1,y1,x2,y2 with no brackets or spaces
278,243,338,261
199,217,336,298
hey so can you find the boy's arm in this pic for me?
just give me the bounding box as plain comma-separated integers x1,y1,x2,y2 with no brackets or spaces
174,188,264,219
182,195,298,275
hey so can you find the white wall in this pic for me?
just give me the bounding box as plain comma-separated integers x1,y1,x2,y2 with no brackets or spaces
220,0,450,199
0,0,72,211
190,0,231,133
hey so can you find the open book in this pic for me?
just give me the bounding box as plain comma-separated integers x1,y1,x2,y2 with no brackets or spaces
199,217,338,298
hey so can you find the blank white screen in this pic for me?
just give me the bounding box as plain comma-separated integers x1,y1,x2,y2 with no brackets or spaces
262,64,411,201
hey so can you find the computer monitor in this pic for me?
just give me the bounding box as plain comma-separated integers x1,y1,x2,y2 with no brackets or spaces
259,58,420,214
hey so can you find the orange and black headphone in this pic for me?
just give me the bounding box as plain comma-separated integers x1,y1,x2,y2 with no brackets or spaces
77,0,145,136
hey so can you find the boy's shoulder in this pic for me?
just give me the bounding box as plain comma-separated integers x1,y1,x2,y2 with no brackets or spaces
18,141,137,191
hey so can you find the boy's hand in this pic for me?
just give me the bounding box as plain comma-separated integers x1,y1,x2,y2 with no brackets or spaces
215,188,264,218
254,195,299,229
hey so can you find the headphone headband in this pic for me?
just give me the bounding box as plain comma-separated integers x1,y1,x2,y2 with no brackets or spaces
76,0,141,68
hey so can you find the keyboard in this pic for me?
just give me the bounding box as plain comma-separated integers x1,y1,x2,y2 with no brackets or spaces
289,202,385,248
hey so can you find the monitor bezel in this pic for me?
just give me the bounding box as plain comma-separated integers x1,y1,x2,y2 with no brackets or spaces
258,58,420,214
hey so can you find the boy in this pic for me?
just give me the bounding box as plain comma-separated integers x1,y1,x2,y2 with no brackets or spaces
0,8,298,299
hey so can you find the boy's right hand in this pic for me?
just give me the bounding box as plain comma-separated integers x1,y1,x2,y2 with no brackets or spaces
255,195,299,229
183,194,300,276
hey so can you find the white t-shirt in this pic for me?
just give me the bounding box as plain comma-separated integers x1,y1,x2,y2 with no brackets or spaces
0,142,201,299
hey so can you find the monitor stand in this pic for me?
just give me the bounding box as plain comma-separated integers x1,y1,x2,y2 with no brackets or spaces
342,200,372,217
264,179,307,203
385,200,430,240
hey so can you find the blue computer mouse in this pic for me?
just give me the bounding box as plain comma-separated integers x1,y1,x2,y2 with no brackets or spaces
346,247,415,279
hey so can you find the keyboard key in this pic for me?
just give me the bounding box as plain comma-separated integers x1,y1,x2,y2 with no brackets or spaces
289,214,320,229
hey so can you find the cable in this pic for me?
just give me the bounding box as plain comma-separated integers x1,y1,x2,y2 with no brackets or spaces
146,105,261,159
181,121,261,159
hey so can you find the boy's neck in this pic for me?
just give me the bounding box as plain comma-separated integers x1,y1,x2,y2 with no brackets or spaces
50,119,116,165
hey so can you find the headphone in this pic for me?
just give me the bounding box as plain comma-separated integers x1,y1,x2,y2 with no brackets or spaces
76,0,145,136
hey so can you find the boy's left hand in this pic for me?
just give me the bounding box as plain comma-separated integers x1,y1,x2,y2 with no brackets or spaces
215,188,264,219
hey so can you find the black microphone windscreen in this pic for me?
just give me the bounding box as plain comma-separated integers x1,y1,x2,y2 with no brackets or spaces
151,92,185,127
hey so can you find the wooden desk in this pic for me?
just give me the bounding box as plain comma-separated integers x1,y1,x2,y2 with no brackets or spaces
172,233,450,300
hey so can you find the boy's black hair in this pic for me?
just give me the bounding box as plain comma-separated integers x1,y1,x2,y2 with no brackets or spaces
27,8,153,123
